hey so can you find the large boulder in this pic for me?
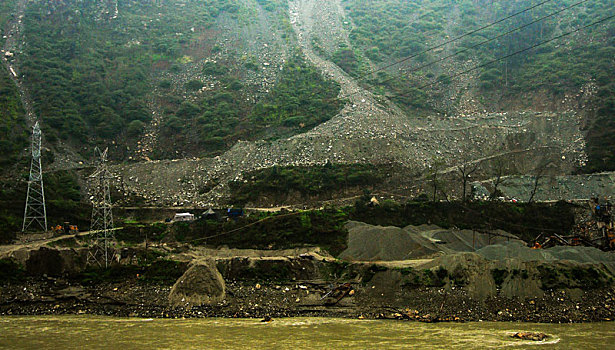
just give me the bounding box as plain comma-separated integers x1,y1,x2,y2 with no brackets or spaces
168,260,225,307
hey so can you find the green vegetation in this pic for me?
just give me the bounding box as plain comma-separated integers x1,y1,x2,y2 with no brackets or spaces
399,267,448,287
117,200,578,257
172,208,349,255
115,222,168,243
256,0,289,12
13,0,339,160
585,82,615,172
492,269,509,287
0,0,611,170
0,169,88,242
20,0,241,155
350,200,577,243
331,46,362,77
0,68,27,167
44,170,90,229
160,52,341,156
537,265,613,290
0,258,25,283
229,163,383,204
76,259,187,286
248,53,341,137
343,0,615,170
0,182,23,243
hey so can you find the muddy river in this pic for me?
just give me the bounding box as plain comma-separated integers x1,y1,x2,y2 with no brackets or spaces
0,316,613,349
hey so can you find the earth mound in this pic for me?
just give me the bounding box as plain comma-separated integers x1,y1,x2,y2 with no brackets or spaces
339,221,442,261
168,260,225,307
340,221,524,261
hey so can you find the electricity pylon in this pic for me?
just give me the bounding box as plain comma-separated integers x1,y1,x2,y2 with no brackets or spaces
22,121,47,232
88,147,116,267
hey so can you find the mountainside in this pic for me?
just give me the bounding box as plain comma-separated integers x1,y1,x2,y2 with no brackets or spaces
0,0,614,207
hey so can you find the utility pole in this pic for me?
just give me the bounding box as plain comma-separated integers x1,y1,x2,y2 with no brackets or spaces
22,121,47,232
88,147,116,268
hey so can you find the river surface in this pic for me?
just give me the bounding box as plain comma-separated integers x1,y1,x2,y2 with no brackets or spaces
0,316,613,349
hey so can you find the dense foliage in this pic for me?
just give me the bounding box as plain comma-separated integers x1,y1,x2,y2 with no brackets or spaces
0,170,89,242
0,68,27,166
159,52,341,156
20,0,241,152
248,53,341,137
229,163,384,204
350,200,577,243
173,208,350,255
343,0,615,170
14,0,341,160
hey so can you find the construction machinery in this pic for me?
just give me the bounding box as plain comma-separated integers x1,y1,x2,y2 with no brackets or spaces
533,198,614,251
51,223,79,236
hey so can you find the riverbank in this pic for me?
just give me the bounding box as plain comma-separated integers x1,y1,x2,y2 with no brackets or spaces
1,278,614,323
2,214,615,324
1,252,614,323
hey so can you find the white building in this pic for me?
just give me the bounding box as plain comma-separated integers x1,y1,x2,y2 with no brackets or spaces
172,212,195,222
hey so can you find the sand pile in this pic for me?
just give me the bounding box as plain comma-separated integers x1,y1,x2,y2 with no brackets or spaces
340,221,615,267
169,260,225,307
478,242,615,273
341,221,524,261
415,226,523,252
339,221,443,261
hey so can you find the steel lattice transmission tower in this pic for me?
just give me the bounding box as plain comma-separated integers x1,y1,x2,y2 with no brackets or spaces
22,121,47,232
88,147,116,267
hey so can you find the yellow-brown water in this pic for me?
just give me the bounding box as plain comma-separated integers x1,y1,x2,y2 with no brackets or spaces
0,316,613,349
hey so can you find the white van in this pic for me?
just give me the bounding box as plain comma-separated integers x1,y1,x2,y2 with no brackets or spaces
172,212,195,222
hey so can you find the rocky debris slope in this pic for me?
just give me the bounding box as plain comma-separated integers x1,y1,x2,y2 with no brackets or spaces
473,172,615,202
106,0,587,207
111,111,585,207
134,0,292,161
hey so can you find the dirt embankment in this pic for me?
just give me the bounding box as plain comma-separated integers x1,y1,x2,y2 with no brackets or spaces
1,229,614,322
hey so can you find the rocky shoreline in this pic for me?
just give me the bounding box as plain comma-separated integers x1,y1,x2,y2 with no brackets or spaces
2,275,614,323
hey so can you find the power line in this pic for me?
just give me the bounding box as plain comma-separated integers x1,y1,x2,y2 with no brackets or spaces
387,13,615,101
372,0,591,92
315,0,561,103
190,211,304,243
357,0,556,81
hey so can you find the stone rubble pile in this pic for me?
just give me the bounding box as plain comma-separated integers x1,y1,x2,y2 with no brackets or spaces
109,0,588,207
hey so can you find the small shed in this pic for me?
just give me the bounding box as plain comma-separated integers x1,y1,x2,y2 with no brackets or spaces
202,208,219,220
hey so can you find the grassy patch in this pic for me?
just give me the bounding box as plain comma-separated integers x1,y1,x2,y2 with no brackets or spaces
538,265,613,290
0,259,25,282
229,163,385,205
